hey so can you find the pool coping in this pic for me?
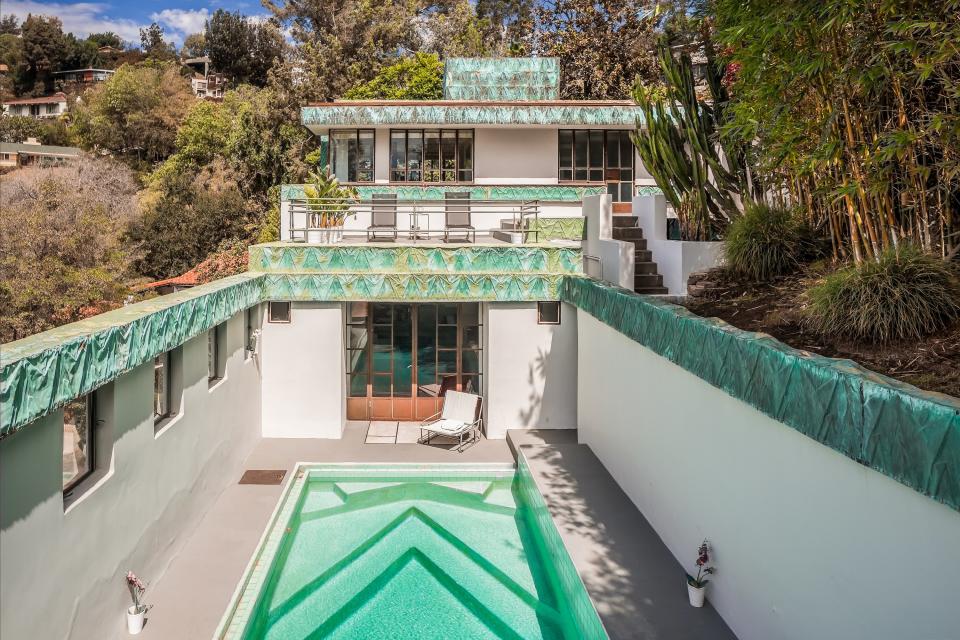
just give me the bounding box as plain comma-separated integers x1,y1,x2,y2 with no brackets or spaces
211,461,523,640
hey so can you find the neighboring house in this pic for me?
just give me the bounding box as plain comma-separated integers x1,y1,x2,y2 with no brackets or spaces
132,270,199,296
1,92,69,119
53,68,115,86
0,140,80,169
183,56,228,99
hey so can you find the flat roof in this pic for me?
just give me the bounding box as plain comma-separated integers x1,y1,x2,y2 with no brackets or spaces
52,68,114,74
0,142,80,155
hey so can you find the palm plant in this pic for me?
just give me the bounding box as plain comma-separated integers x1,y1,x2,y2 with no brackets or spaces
302,167,358,230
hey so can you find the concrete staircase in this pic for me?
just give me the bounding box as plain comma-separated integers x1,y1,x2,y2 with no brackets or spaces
612,216,668,294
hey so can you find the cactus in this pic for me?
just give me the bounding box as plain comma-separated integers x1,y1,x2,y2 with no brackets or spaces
631,36,746,240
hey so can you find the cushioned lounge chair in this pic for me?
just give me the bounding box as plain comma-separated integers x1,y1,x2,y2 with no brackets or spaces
419,390,483,452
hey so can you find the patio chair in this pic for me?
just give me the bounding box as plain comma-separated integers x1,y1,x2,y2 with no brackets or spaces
367,193,398,241
419,390,483,452
443,192,475,243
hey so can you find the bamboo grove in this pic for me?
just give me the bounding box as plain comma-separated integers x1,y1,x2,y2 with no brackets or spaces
714,0,960,263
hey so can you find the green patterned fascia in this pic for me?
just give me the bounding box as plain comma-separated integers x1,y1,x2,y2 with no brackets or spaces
443,57,560,101
248,244,583,275
263,273,564,302
528,218,586,241
301,103,646,128
280,184,606,202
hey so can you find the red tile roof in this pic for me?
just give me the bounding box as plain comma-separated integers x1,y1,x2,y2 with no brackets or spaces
2,92,68,106
133,270,200,291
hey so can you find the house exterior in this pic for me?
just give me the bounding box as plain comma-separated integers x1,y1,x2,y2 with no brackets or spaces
0,141,80,169
53,68,115,85
191,72,227,99
1,92,68,119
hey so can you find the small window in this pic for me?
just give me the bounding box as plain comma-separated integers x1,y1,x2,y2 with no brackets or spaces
63,395,94,492
208,324,226,385
245,305,260,358
154,351,171,423
269,301,291,323
537,302,561,325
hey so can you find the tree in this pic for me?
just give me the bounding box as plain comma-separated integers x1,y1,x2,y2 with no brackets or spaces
0,14,19,36
205,10,283,87
0,116,43,143
0,157,138,341
422,1,492,58
19,14,66,94
476,0,533,53
182,32,206,58
344,53,443,100
62,33,103,71
86,32,123,49
531,0,661,99
70,62,194,168
139,22,176,60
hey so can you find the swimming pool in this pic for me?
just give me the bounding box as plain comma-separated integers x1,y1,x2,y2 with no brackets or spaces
216,463,606,639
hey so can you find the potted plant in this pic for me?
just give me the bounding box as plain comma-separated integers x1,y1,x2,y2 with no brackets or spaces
685,540,715,607
125,571,148,634
303,167,358,244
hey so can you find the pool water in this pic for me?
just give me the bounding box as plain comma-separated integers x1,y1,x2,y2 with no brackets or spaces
238,467,604,640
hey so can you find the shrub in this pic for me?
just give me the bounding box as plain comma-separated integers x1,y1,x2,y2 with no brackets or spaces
805,246,960,343
724,203,805,281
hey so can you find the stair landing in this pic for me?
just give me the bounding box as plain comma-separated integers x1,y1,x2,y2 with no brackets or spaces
612,216,668,295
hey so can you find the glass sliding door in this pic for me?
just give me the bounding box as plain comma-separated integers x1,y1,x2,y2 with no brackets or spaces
346,302,482,421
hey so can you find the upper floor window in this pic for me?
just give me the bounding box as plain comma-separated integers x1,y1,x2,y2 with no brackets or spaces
390,129,473,183
208,323,226,385
331,129,374,183
63,394,94,492
155,351,171,422
558,129,635,202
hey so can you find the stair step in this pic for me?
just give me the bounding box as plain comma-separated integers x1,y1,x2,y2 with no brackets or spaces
490,229,525,244
498,219,522,231
634,273,663,288
633,249,652,262
634,261,658,274
612,227,644,240
634,286,669,295
612,215,638,228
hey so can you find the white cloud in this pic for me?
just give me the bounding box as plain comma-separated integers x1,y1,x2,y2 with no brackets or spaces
1,1,143,43
149,8,209,41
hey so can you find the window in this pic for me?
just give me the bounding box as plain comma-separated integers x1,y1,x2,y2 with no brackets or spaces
63,395,93,492
559,129,635,201
537,302,561,325
245,305,260,358
208,324,226,385
45,103,58,114
330,129,374,183
154,352,171,423
268,301,291,323
389,129,473,182
29,104,41,116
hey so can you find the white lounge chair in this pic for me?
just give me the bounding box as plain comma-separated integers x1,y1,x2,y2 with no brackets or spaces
419,390,483,452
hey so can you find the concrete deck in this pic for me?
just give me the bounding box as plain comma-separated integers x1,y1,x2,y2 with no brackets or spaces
517,439,737,640
137,422,512,640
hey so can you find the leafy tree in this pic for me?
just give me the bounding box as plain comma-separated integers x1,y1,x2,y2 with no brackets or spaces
70,62,194,168
531,0,661,99
344,53,443,100
182,32,206,58
0,157,138,341
422,1,492,58
0,14,19,36
139,22,176,60
205,10,283,87
86,32,123,49
0,116,43,143
0,33,24,97
476,0,533,53
19,14,66,94
62,33,103,70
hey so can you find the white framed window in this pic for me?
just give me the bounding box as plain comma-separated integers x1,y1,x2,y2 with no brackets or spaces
208,324,226,385
62,394,94,493
537,302,561,325
154,352,171,422
268,301,291,323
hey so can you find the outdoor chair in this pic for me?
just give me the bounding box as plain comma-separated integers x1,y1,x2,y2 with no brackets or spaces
419,390,483,452
367,193,398,241
443,192,475,243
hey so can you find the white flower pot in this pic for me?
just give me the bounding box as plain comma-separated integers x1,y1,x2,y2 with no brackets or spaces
687,582,706,608
126,606,145,635
306,228,324,244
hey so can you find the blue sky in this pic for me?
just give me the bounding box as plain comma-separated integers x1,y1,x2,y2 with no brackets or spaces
2,1,269,45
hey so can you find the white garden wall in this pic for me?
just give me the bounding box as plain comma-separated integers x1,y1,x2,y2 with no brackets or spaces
259,302,345,438
0,309,262,640
576,311,960,640
483,302,578,438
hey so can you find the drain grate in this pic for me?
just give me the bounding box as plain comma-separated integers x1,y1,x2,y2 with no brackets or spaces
239,469,287,485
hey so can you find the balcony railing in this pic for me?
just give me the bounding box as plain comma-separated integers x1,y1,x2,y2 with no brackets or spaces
286,197,542,243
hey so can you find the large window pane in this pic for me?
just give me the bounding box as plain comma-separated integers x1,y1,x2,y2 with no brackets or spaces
407,131,423,181
390,131,406,181
441,130,457,182
574,130,588,171
424,130,440,182
457,130,473,182
589,130,604,181
63,396,92,490
331,130,374,183
358,130,374,182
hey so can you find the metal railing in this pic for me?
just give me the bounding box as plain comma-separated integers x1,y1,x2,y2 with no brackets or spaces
286,197,542,243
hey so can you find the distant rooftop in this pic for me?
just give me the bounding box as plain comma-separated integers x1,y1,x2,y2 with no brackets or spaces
0,142,79,156
52,68,115,75
442,57,560,101
2,92,68,105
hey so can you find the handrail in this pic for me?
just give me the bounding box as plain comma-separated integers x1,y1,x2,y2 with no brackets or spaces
286,197,544,243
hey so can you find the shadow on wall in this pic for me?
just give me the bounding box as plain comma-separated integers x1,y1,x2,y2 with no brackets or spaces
522,444,734,639
518,346,549,426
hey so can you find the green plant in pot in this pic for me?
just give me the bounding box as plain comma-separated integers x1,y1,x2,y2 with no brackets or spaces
302,167,358,243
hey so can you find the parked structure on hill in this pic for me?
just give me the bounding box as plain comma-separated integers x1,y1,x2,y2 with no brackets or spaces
0,140,79,169
1,92,68,119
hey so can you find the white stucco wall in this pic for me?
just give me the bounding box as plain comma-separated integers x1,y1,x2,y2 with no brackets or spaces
0,309,262,640
576,311,960,640
259,302,345,438
474,128,557,184
483,302,578,438
583,194,634,288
